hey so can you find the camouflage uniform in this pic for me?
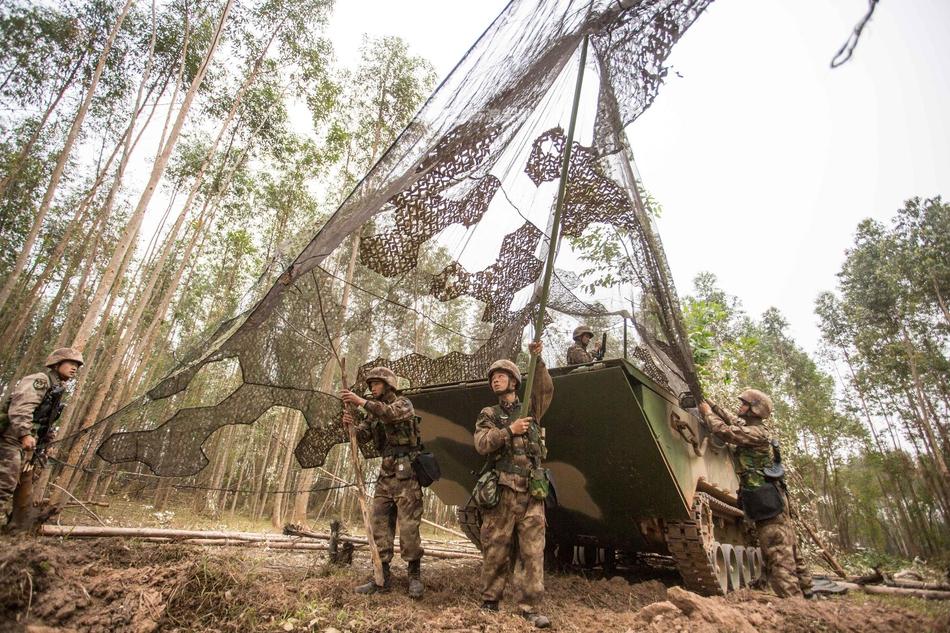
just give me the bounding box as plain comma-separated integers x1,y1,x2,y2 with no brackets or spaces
702,405,810,598
565,325,594,365
474,357,553,614
565,343,593,365
0,369,62,519
353,392,424,568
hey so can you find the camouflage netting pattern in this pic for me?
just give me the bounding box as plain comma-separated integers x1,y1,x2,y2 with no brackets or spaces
97,0,712,477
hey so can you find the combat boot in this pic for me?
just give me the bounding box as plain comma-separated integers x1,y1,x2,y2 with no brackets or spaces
480,600,499,612
407,559,424,599
355,563,391,594
521,611,551,629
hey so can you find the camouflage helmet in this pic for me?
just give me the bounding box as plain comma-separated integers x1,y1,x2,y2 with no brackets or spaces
45,347,84,368
572,325,593,341
487,359,521,388
738,388,773,419
365,366,399,391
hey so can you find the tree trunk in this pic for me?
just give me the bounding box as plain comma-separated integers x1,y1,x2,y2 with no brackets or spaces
0,54,85,207
71,0,234,352
0,0,134,312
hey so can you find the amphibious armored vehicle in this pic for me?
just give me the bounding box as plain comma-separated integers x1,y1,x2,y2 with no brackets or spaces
409,357,763,596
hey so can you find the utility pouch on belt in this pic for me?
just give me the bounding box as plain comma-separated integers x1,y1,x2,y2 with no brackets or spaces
528,466,549,500
472,469,499,510
412,450,441,487
739,482,785,522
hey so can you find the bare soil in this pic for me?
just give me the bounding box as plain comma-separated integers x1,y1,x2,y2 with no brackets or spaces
1,536,946,632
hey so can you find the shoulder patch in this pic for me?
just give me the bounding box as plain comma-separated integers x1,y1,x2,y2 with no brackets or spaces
33,377,49,390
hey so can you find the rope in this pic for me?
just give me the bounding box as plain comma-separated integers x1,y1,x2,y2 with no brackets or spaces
48,457,358,495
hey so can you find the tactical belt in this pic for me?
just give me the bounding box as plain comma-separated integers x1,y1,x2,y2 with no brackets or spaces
494,460,530,478
383,445,419,458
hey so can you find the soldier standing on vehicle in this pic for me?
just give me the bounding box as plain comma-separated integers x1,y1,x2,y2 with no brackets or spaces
698,389,812,598
341,367,425,599
474,340,554,628
0,347,83,527
565,325,601,365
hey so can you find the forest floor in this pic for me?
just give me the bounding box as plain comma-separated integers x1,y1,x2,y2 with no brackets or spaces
2,534,948,633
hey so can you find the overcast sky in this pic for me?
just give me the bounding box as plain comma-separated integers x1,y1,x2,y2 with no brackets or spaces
329,0,950,353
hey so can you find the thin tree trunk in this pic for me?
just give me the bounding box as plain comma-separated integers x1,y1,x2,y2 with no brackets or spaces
0,0,134,312
0,54,85,205
71,0,234,352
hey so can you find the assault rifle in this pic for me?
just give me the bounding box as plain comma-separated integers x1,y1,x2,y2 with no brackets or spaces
593,332,606,361
31,384,65,467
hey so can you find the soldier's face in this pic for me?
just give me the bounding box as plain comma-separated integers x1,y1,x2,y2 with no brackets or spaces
368,380,385,398
490,371,510,394
738,400,751,416
57,361,80,381
580,334,592,346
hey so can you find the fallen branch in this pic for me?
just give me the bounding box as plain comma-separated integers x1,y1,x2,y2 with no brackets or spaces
38,524,481,560
837,581,950,601
798,519,847,579
40,499,111,508
284,524,479,558
884,578,950,592
48,482,106,527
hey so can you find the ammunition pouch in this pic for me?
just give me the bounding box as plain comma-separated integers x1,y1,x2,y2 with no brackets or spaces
411,449,441,487
472,468,499,510
739,481,785,522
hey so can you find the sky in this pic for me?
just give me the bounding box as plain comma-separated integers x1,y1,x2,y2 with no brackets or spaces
327,0,950,354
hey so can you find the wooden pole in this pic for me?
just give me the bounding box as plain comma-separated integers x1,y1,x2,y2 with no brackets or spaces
341,359,385,586
519,35,589,418
799,517,848,579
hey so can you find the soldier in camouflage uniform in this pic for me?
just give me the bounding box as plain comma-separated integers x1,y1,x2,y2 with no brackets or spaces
564,325,600,365
475,340,553,629
698,389,812,598
1,348,83,527
341,367,425,598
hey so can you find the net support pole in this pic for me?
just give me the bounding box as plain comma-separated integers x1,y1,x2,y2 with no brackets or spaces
519,34,588,418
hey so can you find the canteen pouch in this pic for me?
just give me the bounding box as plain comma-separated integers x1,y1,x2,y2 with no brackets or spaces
528,467,549,500
412,451,441,487
739,482,785,522
472,468,500,510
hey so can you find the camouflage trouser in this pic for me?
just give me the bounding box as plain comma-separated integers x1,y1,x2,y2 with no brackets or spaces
0,438,24,515
480,485,545,611
791,519,813,594
757,510,804,598
371,473,424,564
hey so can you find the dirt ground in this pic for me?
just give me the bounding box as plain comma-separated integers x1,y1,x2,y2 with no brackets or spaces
1,536,946,632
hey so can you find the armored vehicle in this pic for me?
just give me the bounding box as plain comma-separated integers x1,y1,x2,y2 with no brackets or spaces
409,357,763,596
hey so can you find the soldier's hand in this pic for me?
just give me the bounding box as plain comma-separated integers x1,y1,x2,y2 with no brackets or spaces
697,401,712,417
509,417,532,436
528,340,543,356
593,341,602,352
21,435,36,450
341,409,355,427
340,389,366,408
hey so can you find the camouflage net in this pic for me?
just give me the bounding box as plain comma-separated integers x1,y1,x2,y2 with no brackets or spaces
97,0,711,477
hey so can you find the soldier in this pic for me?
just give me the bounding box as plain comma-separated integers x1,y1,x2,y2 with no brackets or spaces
565,325,601,365
341,367,425,599
1,347,83,527
698,389,812,598
475,340,553,629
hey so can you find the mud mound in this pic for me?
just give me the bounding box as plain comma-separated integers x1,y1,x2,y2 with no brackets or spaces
1,537,193,633
3,538,945,632
627,586,943,633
